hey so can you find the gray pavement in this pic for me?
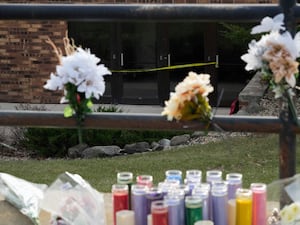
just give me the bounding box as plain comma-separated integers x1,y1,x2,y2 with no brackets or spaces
0,102,230,115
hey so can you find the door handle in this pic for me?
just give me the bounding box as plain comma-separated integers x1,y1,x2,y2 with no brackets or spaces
120,53,124,67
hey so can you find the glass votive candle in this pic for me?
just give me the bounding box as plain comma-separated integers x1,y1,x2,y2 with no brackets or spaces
117,172,133,209
136,175,153,188
192,185,209,220
206,170,222,184
151,200,168,225
116,210,135,225
251,183,266,225
112,184,129,225
165,170,183,183
146,186,164,215
211,181,228,225
185,195,203,225
236,188,252,225
164,194,181,225
131,184,149,225
226,173,242,200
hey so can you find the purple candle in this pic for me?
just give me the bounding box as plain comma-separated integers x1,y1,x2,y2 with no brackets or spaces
211,181,228,225
146,187,163,215
192,184,210,220
131,184,149,225
167,189,185,225
226,173,242,200
206,170,222,220
164,194,181,225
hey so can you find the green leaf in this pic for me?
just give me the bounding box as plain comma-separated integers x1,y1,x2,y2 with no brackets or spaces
87,99,93,109
64,106,73,118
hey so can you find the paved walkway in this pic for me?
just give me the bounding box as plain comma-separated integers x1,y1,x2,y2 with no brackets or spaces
0,102,230,115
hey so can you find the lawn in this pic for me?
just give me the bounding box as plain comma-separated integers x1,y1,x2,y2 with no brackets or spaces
0,133,299,193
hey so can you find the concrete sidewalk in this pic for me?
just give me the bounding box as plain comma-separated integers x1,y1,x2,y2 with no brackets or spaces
0,102,231,115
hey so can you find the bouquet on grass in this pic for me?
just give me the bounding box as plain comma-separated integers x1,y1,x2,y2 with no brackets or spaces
241,13,300,124
44,34,111,144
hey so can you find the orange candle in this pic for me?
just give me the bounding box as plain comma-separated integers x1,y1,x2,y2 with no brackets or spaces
235,188,252,225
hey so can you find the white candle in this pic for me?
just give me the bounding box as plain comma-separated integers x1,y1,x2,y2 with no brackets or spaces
147,214,152,225
227,199,236,225
116,210,135,225
194,220,214,225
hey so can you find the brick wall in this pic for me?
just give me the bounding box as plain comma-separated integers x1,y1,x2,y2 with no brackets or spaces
0,0,277,103
0,20,66,103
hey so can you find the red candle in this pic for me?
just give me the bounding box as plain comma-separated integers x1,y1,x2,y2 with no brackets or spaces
151,200,168,225
112,184,129,225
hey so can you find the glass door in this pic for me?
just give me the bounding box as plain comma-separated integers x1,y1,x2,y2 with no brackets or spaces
120,22,159,104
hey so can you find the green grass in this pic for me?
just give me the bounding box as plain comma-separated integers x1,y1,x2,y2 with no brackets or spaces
0,133,299,193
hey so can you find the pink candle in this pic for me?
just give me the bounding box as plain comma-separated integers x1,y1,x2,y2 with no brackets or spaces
251,183,266,225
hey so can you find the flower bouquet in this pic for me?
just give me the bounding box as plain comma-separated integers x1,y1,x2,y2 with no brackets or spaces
161,71,214,125
268,174,300,225
44,34,111,144
241,13,300,124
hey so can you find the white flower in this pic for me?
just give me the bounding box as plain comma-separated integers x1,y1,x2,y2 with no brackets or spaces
251,13,285,34
44,47,111,101
280,202,300,225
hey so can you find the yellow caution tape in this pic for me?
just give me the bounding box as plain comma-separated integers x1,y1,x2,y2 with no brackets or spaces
111,61,217,73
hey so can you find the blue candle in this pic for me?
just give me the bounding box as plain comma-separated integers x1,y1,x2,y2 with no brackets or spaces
211,181,228,225
131,184,149,225
165,170,182,183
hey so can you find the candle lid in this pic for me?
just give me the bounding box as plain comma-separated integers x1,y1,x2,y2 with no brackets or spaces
226,173,243,184
117,172,133,184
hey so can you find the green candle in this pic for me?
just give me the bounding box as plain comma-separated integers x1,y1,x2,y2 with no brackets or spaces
185,195,202,225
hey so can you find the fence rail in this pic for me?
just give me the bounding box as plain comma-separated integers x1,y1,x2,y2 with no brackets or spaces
0,3,298,22
0,110,297,133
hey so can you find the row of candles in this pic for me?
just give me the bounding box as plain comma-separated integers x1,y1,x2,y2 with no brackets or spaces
111,170,267,225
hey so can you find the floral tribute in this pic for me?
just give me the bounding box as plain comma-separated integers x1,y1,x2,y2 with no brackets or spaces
161,71,214,124
241,13,300,124
44,34,111,144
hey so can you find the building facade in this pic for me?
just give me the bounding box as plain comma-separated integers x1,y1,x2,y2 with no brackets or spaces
0,0,277,105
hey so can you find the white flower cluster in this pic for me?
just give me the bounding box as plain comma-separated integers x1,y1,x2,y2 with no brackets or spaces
44,47,111,103
241,14,300,98
280,202,300,225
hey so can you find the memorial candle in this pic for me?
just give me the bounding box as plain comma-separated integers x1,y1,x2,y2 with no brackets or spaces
151,200,168,225
116,210,135,225
186,170,202,192
185,195,203,225
131,184,148,225
251,183,267,225
166,170,183,183
211,181,228,225
117,172,133,209
164,194,181,225
137,175,153,188
192,184,210,220
236,188,252,225
226,173,242,200
206,170,222,221
112,184,129,225
146,187,163,215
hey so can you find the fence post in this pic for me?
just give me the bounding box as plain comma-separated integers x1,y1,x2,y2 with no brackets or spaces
279,0,297,179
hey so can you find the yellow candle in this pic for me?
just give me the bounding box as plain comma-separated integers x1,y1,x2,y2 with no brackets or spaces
116,210,135,225
227,199,236,225
236,188,252,225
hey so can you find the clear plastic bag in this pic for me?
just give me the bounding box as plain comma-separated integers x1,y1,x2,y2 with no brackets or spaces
0,172,47,225
40,172,106,225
